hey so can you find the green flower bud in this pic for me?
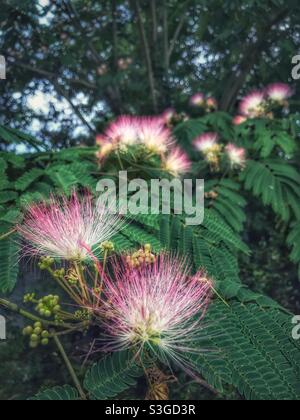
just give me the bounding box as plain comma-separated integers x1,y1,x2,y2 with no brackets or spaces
34,322,42,329
100,241,115,253
41,331,49,339
29,341,39,349
41,338,49,346
34,327,42,336
30,334,39,342
144,244,152,252
24,293,36,303
23,326,33,336
45,310,52,318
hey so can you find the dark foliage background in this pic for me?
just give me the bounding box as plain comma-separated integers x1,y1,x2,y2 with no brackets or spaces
1,0,300,146
0,0,300,400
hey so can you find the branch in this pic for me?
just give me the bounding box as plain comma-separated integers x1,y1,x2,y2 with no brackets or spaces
150,0,158,46
62,0,102,66
7,57,96,134
0,298,71,329
53,333,87,400
112,0,118,69
166,0,192,71
132,0,158,113
53,82,96,134
163,0,169,71
167,14,186,65
7,57,97,90
61,0,124,115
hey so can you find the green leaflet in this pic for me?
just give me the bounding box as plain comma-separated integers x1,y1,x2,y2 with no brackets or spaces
0,228,20,293
188,300,300,400
240,159,300,222
15,168,44,191
84,351,144,400
29,385,79,401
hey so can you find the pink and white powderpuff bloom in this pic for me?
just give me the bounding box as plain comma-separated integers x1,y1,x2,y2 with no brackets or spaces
138,117,174,154
98,254,213,369
266,83,293,102
105,115,139,147
96,141,115,161
193,132,219,154
225,144,246,168
95,134,107,146
161,108,176,125
17,192,123,261
163,147,191,176
232,115,247,126
239,90,265,117
190,93,205,107
206,97,218,110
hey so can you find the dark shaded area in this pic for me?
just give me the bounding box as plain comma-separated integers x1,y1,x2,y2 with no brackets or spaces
0,0,299,147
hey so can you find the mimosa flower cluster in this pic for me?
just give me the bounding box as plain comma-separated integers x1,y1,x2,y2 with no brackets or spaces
160,108,189,127
233,83,293,124
17,192,123,261
99,254,213,368
190,93,218,112
96,116,191,177
17,191,214,374
193,132,246,170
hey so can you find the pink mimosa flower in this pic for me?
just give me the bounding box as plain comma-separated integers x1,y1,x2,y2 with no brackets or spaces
164,147,191,176
190,93,205,107
96,141,115,161
105,115,139,146
18,192,123,260
161,108,176,125
99,254,213,369
193,132,219,154
266,83,293,102
96,134,107,146
138,117,174,154
99,115,175,156
239,90,265,117
206,97,218,110
225,144,246,168
233,115,247,125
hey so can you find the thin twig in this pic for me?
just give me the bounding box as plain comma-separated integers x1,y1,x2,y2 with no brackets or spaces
0,298,71,329
150,0,158,45
53,333,87,400
132,0,158,113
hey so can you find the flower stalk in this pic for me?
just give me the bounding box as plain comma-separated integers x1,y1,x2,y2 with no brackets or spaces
52,333,87,400
0,298,71,329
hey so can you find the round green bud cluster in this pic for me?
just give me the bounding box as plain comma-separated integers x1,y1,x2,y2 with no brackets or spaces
23,293,36,304
100,241,115,253
54,314,64,325
68,277,78,286
126,244,156,268
66,269,79,286
38,256,55,271
36,295,61,318
75,310,91,321
53,268,65,280
23,322,50,348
